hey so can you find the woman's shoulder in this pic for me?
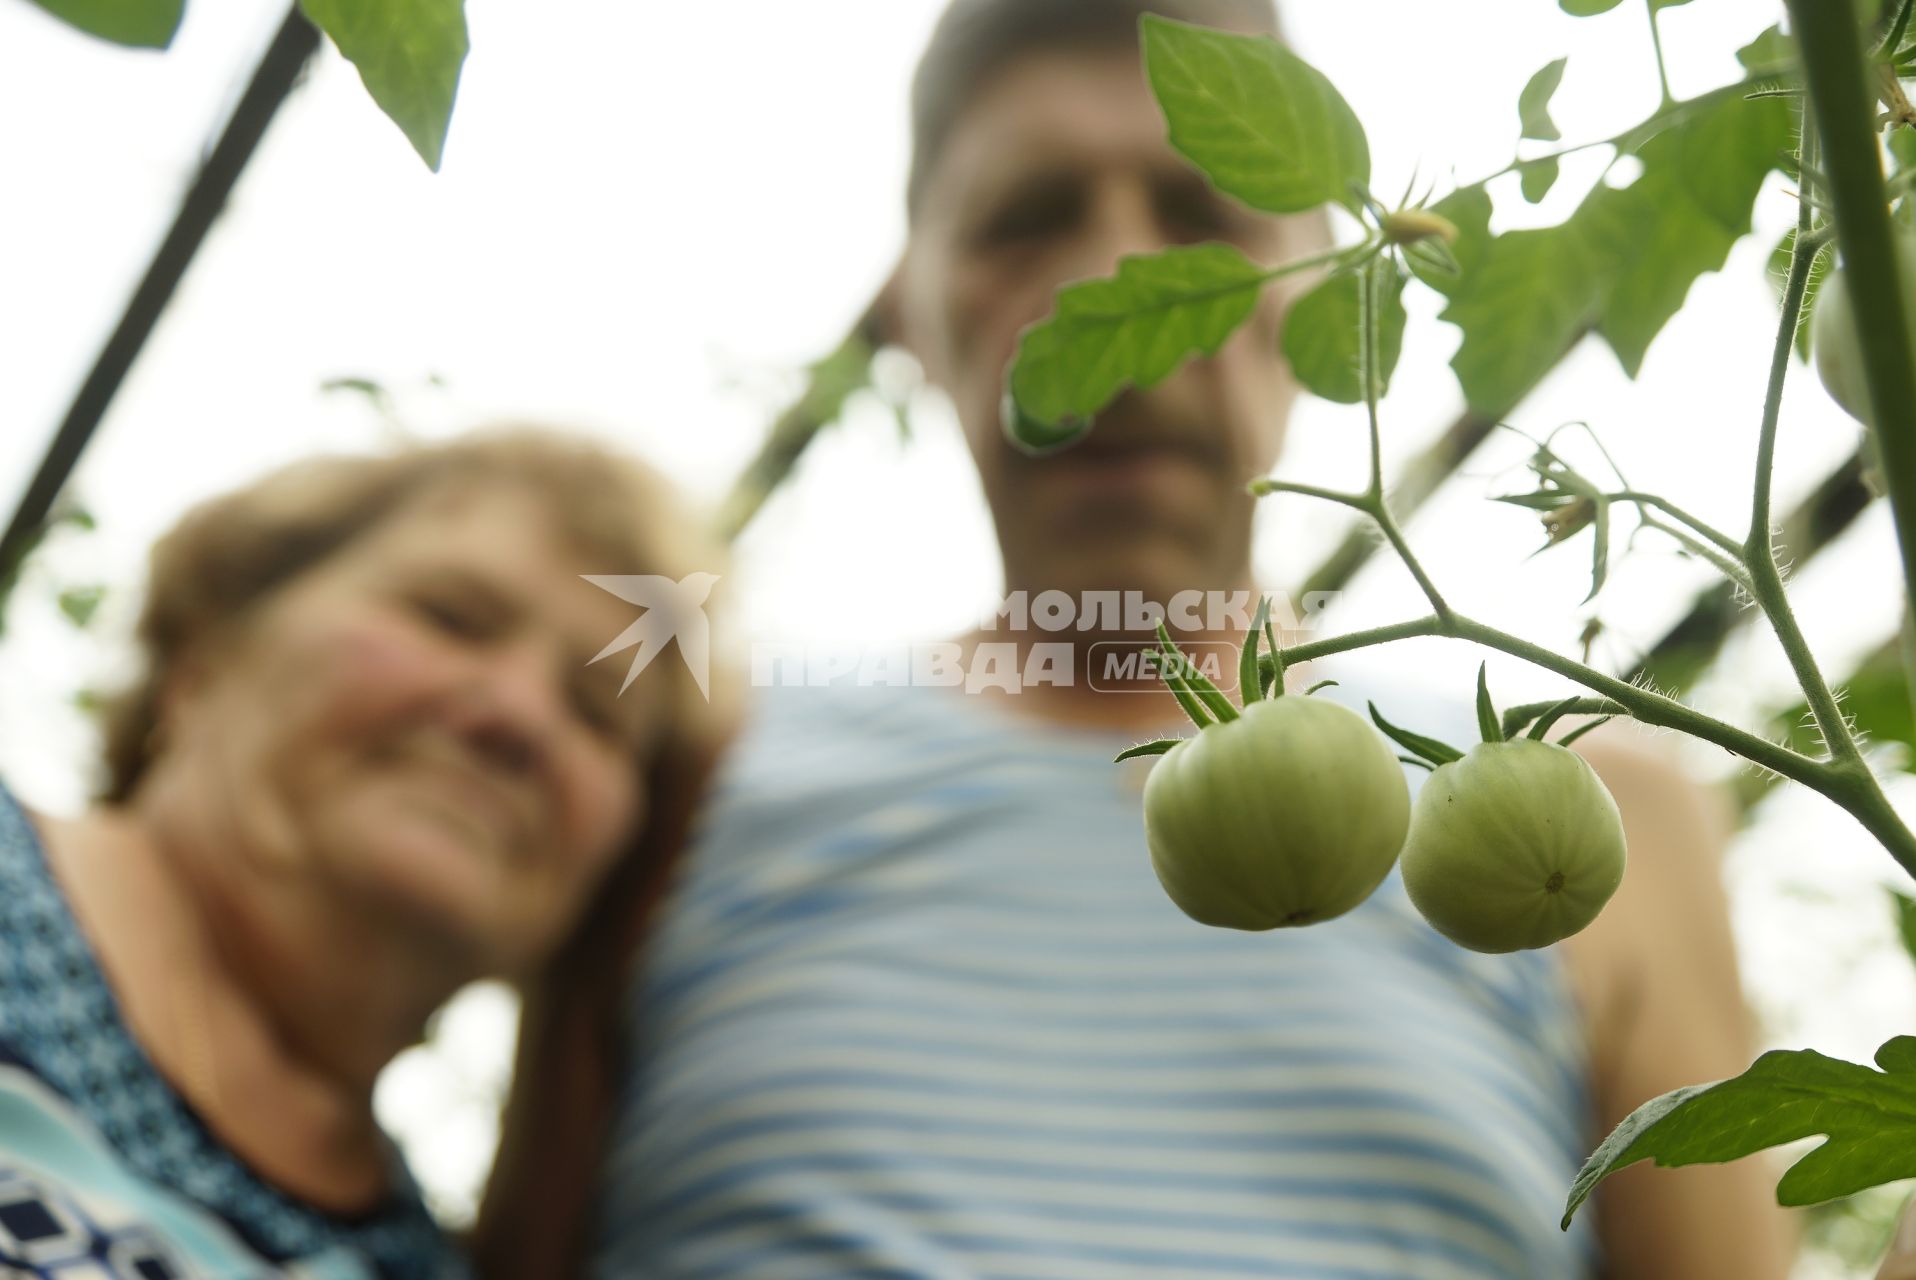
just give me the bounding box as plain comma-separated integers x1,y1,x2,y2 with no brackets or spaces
0,777,465,1280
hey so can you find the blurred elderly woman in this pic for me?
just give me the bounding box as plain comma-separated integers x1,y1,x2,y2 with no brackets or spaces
0,428,727,1278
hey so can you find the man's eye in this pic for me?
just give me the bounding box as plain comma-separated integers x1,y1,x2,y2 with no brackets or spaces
1156,183,1239,242
975,185,1081,246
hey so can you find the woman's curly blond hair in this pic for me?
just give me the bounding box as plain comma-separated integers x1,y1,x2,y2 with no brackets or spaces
96,424,732,804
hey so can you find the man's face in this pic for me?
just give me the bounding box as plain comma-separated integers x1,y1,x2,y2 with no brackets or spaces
898,45,1312,607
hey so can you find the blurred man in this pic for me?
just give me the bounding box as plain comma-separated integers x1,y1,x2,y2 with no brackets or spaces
565,2,1798,1276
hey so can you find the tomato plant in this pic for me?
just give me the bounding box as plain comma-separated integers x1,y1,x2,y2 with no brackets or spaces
1001,0,1916,1243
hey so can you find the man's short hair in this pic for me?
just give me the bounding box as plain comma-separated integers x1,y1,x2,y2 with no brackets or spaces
907,0,1282,218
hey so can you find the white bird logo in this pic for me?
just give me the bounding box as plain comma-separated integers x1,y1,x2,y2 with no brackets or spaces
581,572,721,700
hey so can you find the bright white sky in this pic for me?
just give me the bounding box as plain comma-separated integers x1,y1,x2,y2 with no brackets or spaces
2,0,1913,1256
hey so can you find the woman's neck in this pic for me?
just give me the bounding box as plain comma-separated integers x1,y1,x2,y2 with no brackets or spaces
33,799,460,1214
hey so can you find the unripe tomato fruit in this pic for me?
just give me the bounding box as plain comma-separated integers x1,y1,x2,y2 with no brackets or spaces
1143,696,1410,930
1810,225,1916,426
1399,739,1625,953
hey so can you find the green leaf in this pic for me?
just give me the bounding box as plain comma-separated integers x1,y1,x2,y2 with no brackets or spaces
1408,186,1492,299
1475,664,1504,743
56,585,106,628
1007,242,1268,435
1559,0,1625,14
1581,91,1792,376
1564,1036,1916,1228
25,0,182,47
1736,23,1795,73
1281,264,1407,404
1519,58,1568,142
1520,157,1561,204
1440,220,1605,417
1142,13,1370,215
298,0,469,170
1648,0,1695,9
1438,85,1791,412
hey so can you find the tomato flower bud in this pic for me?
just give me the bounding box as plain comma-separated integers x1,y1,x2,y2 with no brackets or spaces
1380,208,1460,248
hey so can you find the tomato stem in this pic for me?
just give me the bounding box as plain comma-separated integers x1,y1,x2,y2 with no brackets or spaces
1787,0,1916,746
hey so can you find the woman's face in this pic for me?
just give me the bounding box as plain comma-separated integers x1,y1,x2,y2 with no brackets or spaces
149,481,662,977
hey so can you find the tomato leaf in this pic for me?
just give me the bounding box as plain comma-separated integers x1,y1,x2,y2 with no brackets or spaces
1142,14,1370,215
1564,1036,1916,1228
1581,90,1792,376
1737,23,1795,73
1007,243,1268,439
1408,187,1492,300
1558,0,1625,14
298,0,469,170
55,585,105,629
1437,85,1789,413
1519,58,1568,142
1520,157,1561,204
1116,739,1183,762
24,0,183,47
1281,264,1407,404
1440,221,1604,417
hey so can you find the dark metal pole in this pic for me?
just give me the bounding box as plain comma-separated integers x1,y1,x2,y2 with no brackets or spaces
0,4,321,577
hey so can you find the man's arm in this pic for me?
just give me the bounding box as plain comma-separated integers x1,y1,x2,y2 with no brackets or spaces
1562,723,1798,1280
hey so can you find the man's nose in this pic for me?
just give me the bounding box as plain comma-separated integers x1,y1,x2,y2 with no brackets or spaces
1063,182,1168,285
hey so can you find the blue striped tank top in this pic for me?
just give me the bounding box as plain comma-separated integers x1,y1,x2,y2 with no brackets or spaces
593,672,1602,1279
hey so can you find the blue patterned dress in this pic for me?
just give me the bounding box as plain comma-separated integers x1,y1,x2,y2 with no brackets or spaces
0,779,466,1280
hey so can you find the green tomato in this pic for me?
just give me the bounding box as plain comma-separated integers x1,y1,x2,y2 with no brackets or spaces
1143,695,1410,930
1810,225,1916,427
1399,739,1626,953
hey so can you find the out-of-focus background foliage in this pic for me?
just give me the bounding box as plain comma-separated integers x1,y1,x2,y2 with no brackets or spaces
1,1,1912,1273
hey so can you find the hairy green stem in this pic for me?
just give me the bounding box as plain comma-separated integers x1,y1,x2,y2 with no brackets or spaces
1634,512,1755,592
1247,478,1369,511
1274,611,1916,872
1357,259,1452,620
1605,491,1747,560
1741,104,1870,772
1788,0,1916,733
